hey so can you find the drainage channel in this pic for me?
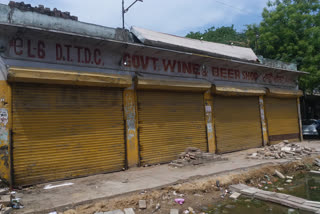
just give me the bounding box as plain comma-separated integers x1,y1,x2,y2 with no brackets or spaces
206,197,311,214
279,171,320,202
206,171,320,214
229,183,320,213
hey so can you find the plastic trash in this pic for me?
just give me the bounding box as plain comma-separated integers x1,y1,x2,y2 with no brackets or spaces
175,198,185,205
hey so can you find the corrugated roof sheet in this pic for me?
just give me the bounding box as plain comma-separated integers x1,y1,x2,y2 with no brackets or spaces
131,26,259,62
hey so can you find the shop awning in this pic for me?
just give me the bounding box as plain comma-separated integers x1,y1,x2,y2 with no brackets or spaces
212,85,266,96
7,67,132,88
136,76,211,92
267,88,303,98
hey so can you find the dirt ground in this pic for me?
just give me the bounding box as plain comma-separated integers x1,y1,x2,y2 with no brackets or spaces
60,157,318,214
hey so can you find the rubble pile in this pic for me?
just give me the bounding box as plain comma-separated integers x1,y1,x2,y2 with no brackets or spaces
314,158,320,167
8,1,78,21
169,147,228,168
247,142,320,160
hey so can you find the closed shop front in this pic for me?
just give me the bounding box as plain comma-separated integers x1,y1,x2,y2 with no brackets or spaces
214,96,263,153
265,97,300,144
137,90,207,165
12,83,126,185
212,86,266,153
0,9,307,187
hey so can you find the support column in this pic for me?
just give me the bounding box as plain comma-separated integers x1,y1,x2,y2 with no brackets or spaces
123,88,139,167
297,97,303,142
204,90,216,153
0,81,11,185
259,96,268,146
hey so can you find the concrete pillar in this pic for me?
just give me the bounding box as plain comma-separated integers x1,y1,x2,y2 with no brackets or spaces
204,90,216,153
123,88,139,167
259,96,269,146
0,81,11,185
297,97,303,142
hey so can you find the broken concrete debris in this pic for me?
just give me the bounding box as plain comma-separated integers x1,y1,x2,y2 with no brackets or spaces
1,207,12,214
229,192,241,199
310,170,320,175
8,1,78,21
123,208,135,214
0,195,10,206
170,147,228,167
247,142,319,160
138,200,147,209
0,189,8,196
314,158,320,167
170,208,179,214
104,210,124,214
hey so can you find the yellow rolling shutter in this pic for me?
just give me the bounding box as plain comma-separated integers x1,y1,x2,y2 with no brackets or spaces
214,96,262,153
265,97,299,144
138,90,207,165
13,83,125,186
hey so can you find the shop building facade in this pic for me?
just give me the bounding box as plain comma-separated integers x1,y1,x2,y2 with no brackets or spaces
0,3,304,186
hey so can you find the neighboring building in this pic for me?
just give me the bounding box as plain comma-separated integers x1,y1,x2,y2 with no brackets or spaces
0,3,305,186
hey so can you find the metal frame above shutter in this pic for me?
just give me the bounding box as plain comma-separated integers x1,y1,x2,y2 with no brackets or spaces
137,90,207,165
212,85,266,96
12,83,125,186
265,97,300,144
136,76,211,92
267,88,303,98
214,96,263,153
8,67,132,88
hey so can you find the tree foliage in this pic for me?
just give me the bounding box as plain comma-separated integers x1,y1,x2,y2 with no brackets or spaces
186,25,248,47
246,0,320,93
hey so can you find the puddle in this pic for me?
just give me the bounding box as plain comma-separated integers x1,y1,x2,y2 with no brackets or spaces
206,171,320,214
279,172,320,201
206,198,311,214
256,171,320,201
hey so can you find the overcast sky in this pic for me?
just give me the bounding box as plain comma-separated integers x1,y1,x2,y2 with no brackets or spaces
0,0,269,36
